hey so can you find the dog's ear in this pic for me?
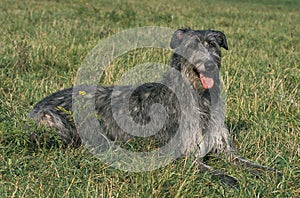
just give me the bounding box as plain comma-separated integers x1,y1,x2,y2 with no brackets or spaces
170,28,190,49
212,31,228,50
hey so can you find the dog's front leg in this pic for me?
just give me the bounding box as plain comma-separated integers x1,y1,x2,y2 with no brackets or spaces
197,160,239,187
230,154,283,176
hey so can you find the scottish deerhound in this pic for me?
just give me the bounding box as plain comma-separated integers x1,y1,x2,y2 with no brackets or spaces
29,28,281,186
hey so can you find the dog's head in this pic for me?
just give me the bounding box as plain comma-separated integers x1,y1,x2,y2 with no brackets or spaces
170,28,228,93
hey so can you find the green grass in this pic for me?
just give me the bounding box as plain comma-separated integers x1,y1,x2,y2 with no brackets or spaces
0,0,299,197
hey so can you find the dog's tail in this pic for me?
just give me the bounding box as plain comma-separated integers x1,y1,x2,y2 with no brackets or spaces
28,87,78,145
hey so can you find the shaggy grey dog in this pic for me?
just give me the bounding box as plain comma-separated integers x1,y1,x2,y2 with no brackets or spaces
29,28,281,186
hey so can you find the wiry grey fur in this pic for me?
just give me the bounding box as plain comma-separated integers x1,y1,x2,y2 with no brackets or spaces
29,28,281,187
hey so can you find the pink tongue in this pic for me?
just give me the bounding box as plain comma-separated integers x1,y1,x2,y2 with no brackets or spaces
200,74,214,89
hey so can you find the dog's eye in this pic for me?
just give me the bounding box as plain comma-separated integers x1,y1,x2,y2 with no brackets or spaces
194,36,201,41
207,40,216,48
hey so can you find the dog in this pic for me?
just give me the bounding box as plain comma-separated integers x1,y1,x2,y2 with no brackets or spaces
29,28,281,186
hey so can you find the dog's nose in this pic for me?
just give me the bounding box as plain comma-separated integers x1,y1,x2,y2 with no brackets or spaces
204,61,216,71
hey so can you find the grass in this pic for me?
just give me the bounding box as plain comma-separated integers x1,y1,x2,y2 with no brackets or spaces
0,0,299,197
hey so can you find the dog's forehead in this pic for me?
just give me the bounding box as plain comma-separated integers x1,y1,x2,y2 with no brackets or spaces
186,30,213,40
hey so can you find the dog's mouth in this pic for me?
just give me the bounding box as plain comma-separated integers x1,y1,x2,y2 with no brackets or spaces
199,73,214,89
193,68,214,89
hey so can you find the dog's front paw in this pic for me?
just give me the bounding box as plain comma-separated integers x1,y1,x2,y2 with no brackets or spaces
211,170,239,188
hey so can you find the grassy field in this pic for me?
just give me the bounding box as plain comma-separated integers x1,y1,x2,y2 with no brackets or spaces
0,0,299,197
